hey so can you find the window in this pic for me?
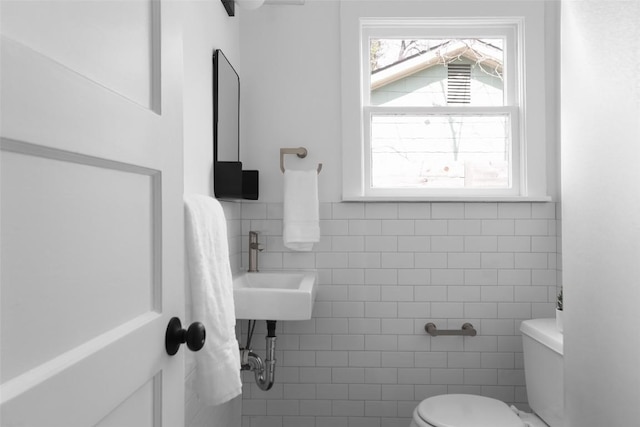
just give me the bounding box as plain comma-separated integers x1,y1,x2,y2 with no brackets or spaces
340,2,553,201
363,23,519,198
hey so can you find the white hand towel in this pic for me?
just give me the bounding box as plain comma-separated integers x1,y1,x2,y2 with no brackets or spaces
184,195,242,406
283,169,320,251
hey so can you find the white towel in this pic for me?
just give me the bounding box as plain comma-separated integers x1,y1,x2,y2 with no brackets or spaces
283,169,320,251
184,195,242,406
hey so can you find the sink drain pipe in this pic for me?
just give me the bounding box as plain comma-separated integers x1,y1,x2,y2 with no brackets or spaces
241,320,276,391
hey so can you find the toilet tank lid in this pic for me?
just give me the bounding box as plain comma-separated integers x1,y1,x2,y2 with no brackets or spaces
417,394,525,427
520,318,563,355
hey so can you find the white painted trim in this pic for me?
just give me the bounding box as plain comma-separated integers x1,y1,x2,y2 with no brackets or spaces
150,0,162,114
340,0,551,201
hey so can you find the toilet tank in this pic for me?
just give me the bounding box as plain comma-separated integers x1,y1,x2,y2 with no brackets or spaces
520,319,564,427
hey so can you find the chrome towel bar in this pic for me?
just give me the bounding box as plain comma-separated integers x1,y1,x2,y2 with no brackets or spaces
425,322,477,337
280,147,322,174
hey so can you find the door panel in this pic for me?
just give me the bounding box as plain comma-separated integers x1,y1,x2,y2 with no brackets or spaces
95,375,161,427
1,0,161,111
0,0,184,425
1,141,160,383
1,314,162,426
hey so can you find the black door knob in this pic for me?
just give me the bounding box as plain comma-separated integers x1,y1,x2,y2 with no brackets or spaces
165,317,206,356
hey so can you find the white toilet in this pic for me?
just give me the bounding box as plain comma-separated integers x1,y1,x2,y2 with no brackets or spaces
410,318,564,427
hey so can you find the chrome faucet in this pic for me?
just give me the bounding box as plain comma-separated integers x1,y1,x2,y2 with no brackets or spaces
248,231,264,272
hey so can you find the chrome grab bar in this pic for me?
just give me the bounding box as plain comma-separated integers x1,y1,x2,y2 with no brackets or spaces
424,322,477,337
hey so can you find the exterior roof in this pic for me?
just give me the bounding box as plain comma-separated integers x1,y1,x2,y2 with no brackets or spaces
371,39,503,90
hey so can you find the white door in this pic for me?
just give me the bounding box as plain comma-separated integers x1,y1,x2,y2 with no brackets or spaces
1,0,186,425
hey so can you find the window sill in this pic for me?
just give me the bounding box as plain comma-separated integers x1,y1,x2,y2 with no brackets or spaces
341,195,553,203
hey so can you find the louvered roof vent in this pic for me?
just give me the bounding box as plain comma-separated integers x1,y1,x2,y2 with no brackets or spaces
447,63,471,105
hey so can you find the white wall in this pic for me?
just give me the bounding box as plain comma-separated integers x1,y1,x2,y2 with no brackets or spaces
239,0,342,202
238,200,558,426
561,1,640,426
183,1,240,196
237,2,560,425
240,0,559,203
181,2,243,426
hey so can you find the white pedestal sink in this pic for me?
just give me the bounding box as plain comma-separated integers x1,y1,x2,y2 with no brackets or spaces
232,270,317,320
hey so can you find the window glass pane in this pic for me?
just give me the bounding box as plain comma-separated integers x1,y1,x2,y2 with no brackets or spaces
370,39,504,107
370,114,510,189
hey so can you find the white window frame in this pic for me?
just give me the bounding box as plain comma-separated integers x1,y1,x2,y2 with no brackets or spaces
340,1,552,201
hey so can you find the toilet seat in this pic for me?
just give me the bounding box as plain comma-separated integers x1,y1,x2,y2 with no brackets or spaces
416,394,526,427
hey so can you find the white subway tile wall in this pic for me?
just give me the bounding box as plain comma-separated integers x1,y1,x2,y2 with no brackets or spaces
236,202,557,427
